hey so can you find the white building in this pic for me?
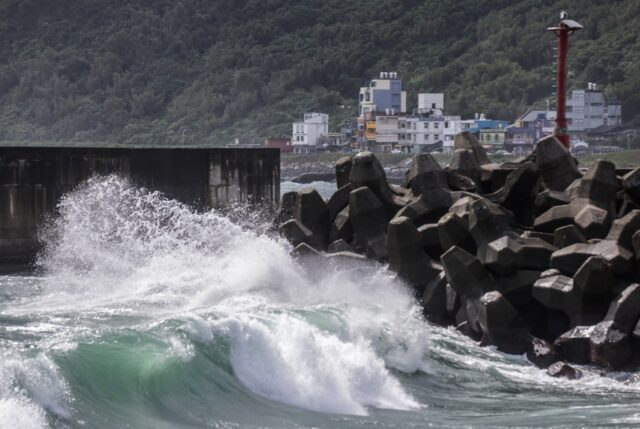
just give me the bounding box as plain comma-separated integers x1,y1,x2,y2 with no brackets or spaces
417,93,444,116
375,115,399,152
567,83,622,132
398,115,463,153
292,113,329,154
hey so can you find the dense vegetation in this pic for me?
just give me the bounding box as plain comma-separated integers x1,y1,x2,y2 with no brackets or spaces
0,0,638,145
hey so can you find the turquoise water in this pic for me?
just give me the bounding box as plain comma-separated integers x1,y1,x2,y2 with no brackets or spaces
281,180,337,199
2,176,640,429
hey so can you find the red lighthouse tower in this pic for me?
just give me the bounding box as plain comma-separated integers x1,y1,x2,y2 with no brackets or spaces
547,11,583,149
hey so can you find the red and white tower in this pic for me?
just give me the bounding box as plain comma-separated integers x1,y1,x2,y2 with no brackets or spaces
547,11,583,149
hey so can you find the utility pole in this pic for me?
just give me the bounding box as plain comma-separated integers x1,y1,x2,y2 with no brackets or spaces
547,11,583,149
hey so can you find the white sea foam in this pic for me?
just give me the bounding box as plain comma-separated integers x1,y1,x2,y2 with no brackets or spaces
0,397,49,429
24,175,429,416
0,351,70,429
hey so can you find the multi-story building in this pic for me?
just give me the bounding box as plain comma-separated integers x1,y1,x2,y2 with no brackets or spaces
567,83,622,132
479,128,507,151
375,115,399,152
264,137,293,153
417,93,444,116
358,72,407,118
400,115,463,153
292,112,329,154
504,110,555,154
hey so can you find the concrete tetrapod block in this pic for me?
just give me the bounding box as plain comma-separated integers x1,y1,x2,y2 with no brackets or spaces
406,154,449,196
606,210,640,252
273,191,299,228
446,284,461,319
634,230,640,258
349,151,404,219
553,325,595,365
437,212,476,255
327,239,352,254
481,236,521,276
279,219,323,250
535,135,581,192
532,274,579,320
395,190,453,226
573,256,615,325
517,237,557,271
326,184,351,221
453,131,491,166
295,187,331,247
386,216,441,295
467,198,511,244
497,270,542,307
348,186,388,261
446,170,477,192
632,320,640,367
553,225,586,249
590,320,632,370
417,223,444,260
521,231,556,246
335,156,353,189
574,203,611,239
449,149,481,188
292,242,322,258
534,189,571,217
518,300,570,343
486,161,540,226
329,206,353,244
466,199,522,275
622,167,640,200
547,361,583,379
550,241,635,278
573,256,615,297
478,290,530,354
441,246,496,299
617,191,640,219
323,251,368,263
527,337,560,369
575,160,618,214
604,283,640,333
421,271,451,326
534,204,576,234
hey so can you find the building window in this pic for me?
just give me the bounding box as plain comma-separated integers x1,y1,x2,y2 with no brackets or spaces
424,134,429,140
434,123,439,129
445,121,449,128
432,103,436,109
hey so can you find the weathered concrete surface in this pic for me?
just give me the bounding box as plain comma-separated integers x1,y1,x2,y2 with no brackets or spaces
275,137,640,373
0,146,280,270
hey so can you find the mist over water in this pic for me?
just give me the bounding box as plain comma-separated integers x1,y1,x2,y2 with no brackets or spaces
2,176,640,428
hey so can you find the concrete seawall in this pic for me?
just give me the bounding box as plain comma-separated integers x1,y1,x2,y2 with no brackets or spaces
0,146,280,271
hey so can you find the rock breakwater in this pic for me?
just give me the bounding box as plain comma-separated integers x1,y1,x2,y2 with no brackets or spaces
275,132,640,377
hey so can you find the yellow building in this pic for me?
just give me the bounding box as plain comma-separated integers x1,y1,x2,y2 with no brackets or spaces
365,122,377,141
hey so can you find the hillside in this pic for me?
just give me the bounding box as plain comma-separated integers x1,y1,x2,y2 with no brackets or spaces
0,0,638,145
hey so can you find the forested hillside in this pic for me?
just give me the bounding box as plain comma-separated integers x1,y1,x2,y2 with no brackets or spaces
0,0,638,145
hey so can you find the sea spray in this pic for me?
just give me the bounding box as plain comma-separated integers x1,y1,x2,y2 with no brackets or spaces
2,176,640,428
4,176,429,425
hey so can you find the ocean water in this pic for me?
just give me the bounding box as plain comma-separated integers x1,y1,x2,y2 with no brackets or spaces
2,176,640,429
281,181,337,199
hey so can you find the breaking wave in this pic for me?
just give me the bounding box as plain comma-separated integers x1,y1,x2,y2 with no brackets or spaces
1,176,640,429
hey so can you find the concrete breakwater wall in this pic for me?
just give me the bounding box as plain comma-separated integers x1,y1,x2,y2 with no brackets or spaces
275,132,640,378
0,146,280,270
